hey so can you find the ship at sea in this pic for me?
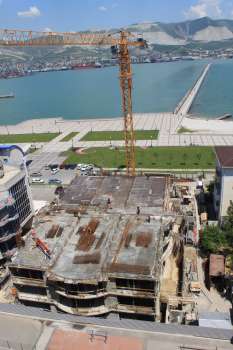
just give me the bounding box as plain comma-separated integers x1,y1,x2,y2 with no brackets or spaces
0,93,14,99
71,62,102,70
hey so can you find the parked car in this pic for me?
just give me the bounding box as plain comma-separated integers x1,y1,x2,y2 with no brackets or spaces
48,178,62,185
51,168,59,175
32,178,44,184
80,165,90,172
77,163,85,170
69,164,77,170
30,172,42,177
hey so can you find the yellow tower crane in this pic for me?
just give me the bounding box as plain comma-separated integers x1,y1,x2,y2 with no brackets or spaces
0,29,147,176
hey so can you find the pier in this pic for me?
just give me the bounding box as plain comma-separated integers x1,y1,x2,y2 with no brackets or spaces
174,63,211,116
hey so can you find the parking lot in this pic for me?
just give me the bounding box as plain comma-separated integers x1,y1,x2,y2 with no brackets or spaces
28,163,100,187
29,167,76,186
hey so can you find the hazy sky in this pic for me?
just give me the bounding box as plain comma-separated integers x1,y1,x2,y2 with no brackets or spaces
0,0,233,31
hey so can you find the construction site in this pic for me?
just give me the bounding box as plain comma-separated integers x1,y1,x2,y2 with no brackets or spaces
0,27,220,327
8,175,203,324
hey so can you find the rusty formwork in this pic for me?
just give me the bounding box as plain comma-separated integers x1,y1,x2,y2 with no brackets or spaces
9,209,174,318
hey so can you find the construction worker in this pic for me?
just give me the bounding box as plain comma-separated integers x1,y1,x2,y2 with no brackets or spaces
107,197,112,209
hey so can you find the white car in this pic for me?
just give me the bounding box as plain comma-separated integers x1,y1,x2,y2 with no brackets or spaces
51,168,59,175
80,165,89,172
77,163,85,170
86,164,93,170
32,178,44,184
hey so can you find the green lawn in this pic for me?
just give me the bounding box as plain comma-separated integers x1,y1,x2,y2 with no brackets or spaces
60,132,79,142
63,146,215,169
81,130,159,141
0,133,59,143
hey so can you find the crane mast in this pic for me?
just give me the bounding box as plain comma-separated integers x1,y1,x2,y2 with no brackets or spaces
119,32,135,175
0,29,146,176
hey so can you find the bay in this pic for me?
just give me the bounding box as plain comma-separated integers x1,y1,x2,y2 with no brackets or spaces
190,59,233,118
0,60,207,125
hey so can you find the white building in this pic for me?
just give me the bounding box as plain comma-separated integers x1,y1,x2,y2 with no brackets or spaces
0,160,33,255
214,147,233,220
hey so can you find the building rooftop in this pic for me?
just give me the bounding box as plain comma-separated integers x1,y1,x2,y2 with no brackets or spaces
49,213,119,282
61,176,166,215
10,176,174,282
199,312,232,330
0,164,21,190
11,211,77,270
215,146,233,168
107,216,166,280
0,304,231,350
47,329,143,350
12,208,172,282
209,254,225,277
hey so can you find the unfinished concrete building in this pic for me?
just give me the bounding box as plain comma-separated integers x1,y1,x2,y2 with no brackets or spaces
9,176,199,322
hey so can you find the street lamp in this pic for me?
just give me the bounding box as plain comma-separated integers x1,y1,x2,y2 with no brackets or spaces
150,136,153,147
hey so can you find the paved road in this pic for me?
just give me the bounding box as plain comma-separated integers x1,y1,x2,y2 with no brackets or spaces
28,152,67,172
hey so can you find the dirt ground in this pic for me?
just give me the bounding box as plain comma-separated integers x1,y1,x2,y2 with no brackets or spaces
161,255,179,298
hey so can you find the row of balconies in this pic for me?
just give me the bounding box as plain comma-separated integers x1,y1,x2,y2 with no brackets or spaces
17,290,156,316
13,278,156,316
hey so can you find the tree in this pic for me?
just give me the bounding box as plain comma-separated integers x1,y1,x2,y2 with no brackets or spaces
222,201,233,246
201,225,226,254
227,200,233,225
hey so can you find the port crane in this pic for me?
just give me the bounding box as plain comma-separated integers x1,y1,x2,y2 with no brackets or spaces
0,29,146,176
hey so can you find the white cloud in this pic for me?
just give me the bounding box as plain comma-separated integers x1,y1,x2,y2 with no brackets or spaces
44,27,53,32
184,0,222,19
98,5,107,12
17,6,41,18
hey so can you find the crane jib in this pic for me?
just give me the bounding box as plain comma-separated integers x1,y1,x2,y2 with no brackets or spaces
0,29,147,176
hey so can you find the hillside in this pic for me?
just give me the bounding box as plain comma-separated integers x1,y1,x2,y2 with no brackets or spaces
125,17,233,45
1,17,233,64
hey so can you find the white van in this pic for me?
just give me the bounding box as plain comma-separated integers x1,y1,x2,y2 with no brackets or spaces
32,178,44,184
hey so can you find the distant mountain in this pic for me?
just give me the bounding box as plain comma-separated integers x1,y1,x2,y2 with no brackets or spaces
124,17,233,45
1,17,233,65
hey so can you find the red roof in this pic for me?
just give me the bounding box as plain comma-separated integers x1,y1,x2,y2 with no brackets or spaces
47,329,143,350
215,146,233,168
209,254,225,277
